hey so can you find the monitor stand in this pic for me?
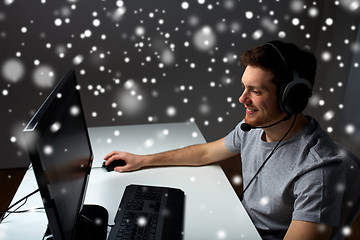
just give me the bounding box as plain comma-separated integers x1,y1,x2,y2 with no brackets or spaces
43,204,108,240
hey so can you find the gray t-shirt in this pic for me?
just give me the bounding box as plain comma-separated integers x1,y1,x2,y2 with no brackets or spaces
224,116,346,238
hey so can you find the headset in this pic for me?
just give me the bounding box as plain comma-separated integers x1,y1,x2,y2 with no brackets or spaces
265,41,313,115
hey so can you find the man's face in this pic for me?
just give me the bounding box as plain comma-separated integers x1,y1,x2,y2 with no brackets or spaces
239,65,285,127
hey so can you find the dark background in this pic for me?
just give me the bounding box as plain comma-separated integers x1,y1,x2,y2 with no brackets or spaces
1,0,359,169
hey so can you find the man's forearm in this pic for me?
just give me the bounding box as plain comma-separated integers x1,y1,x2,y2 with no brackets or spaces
143,138,236,167
143,143,210,167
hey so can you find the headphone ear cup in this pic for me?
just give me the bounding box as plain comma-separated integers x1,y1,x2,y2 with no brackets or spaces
280,78,312,114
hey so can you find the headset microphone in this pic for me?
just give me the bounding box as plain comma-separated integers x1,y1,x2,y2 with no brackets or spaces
240,114,292,132
240,122,252,132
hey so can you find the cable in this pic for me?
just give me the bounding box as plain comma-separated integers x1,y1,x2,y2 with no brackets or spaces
4,207,44,214
0,188,40,221
0,164,39,221
80,214,115,228
239,115,297,201
5,188,39,211
1,197,28,221
0,188,113,229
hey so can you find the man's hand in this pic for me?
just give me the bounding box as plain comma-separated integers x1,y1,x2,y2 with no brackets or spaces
104,151,145,172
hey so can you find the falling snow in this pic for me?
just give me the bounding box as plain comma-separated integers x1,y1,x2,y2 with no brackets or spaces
232,175,242,185
43,145,54,156
0,4,360,238
217,229,227,239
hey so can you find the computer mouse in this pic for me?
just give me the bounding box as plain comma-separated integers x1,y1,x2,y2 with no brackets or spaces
102,160,126,172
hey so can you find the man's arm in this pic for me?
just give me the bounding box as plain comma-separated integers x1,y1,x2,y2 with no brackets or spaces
104,137,238,172
284,220,333,240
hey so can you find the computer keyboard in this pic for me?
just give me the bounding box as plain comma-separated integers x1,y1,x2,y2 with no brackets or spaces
107,184,185,240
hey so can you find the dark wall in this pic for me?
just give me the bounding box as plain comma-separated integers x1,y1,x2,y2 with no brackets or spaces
1,0,359,168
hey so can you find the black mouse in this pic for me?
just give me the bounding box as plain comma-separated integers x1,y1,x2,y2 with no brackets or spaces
102,160,126,172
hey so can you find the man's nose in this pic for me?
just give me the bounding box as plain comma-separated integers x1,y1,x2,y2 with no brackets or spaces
239,89,249,104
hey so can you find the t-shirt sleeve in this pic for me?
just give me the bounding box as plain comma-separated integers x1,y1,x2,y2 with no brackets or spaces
224,121,244,153
291,160,345,227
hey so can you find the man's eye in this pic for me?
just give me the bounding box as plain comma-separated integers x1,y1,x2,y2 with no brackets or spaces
252,90,261,95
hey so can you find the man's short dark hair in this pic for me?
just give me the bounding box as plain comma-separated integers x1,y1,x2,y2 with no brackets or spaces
240,40,317,92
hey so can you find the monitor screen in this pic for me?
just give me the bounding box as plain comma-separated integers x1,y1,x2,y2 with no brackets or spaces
23,70,93,240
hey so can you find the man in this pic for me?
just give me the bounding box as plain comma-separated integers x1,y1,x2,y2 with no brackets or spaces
104,41,351,239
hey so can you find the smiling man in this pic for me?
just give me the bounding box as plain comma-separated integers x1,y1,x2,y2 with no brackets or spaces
104,41,356,239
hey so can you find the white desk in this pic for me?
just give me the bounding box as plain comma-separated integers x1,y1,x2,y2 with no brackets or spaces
0,122,261,240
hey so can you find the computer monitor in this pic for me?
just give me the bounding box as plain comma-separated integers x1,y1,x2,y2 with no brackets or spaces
23,70,93,240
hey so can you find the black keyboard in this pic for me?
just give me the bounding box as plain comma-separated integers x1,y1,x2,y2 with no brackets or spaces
107,184,185,240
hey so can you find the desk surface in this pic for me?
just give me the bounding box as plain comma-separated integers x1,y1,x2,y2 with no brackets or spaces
0,122,261,240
